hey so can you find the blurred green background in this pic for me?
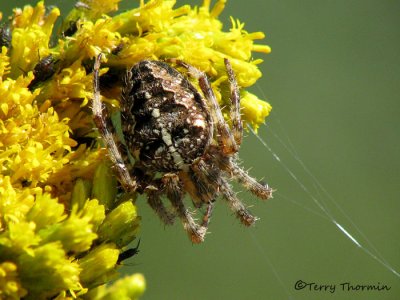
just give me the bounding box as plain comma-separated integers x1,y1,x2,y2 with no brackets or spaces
2,1,399,299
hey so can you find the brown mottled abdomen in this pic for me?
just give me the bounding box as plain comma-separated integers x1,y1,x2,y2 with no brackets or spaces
122,60,212,172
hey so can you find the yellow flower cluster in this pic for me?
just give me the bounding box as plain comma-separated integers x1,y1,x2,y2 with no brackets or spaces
0,0,271,298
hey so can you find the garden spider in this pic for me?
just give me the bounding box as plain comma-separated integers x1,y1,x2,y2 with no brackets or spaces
92,54,273,243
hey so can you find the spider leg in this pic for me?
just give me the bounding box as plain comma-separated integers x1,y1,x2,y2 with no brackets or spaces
224,58,243,146
224,60,274,199
179,169,216,208
219,176,257,226
192,159,257,226
201,202,214,228
162,173,207,243
228,159,273,200
92,53,137,192
120,67,136,133
207,146,273,200
145,184,175,225
168,59,238,155
180,168,217,228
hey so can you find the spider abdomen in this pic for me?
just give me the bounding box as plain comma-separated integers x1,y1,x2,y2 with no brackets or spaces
122,60,212,172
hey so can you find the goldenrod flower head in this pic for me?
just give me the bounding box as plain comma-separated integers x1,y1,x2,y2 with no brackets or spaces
9,2,60,78
0,47,10,78
0,261,27,299
1,0,271,298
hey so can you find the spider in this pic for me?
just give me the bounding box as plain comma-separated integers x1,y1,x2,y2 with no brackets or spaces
92,54,273,243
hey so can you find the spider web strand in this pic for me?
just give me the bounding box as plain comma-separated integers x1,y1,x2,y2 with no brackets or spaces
250,126,400,279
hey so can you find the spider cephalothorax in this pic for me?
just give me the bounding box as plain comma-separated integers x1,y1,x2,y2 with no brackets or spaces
93,54,273,243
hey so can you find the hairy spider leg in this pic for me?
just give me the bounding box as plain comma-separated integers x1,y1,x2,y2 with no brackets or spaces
201,202,215,228
120,67,136,134
93,53,138,192
228,158,273,200
208,146,273,200
188,169,218,207
192,159,257,226
219,176,258,226
213,60,272,199
224,58,243,146
162,173,207,243
145,184,175,225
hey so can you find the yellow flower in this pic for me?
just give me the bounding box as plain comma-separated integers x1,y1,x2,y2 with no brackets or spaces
0,0,271,298
0,262,27,299
0,47,10,78
9,2,60,78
